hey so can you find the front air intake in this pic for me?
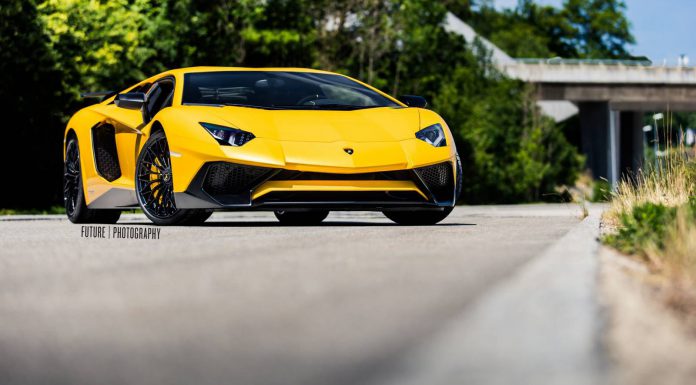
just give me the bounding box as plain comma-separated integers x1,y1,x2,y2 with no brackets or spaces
203,162,274,195
414,162,454,203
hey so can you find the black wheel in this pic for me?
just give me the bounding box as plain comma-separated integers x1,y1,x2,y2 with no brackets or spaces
136,130,208,225
383,207,453,225
274,209,329,225
63,137,121,224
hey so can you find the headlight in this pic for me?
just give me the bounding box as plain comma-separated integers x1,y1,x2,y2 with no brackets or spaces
200,122,255,146
416,123,446,147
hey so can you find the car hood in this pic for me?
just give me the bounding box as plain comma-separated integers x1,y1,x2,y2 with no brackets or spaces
191,105,420,143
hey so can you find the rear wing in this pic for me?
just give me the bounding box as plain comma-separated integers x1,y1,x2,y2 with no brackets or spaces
80,90,116,101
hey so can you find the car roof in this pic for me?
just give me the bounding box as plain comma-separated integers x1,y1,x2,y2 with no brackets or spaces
125,66,404,107
154,66,337,80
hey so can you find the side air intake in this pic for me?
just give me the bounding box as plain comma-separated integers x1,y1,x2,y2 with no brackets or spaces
202,162,274,196
92,124,121,182
414,162,454,203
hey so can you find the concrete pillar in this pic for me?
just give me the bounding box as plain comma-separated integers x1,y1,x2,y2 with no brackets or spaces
619,111,644,181
578,104,645,185
609,109,620,186
578,102,611,180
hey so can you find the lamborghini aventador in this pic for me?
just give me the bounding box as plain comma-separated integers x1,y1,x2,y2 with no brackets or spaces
63,67,462,225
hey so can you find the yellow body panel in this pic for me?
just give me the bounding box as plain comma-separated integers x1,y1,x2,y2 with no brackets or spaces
63,67,458,208
251,180,428,201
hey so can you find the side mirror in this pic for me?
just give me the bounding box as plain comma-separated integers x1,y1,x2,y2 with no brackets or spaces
115,92,146,110
399,95,428,108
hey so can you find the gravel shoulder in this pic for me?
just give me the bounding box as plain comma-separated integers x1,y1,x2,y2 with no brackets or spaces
600,247,696,385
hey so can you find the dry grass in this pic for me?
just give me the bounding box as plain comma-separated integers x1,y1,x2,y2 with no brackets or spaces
603,123,696,317
657,211,696,326
605,151,695,227
658,209,696,283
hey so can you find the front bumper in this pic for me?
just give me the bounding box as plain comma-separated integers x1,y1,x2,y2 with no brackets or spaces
173,161,457,211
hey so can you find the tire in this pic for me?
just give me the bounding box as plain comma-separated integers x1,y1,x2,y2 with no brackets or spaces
135,130,208,226
383,207,453,225
180,210,214,225
63,137,121,224
274,209,329,225
455,153,463,202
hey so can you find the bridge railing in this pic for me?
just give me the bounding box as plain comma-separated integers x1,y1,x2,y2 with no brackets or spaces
515,58,654,67
503,58,696,84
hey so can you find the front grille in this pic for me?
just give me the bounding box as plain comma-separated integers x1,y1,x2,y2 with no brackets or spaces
414,162,454,203
269,170,412,181
196,161,454,205
202,162,274,195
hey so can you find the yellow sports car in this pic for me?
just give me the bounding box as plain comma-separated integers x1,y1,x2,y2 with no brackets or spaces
64,67,461,225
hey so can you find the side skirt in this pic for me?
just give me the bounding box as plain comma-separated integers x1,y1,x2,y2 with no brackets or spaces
88,187,138,209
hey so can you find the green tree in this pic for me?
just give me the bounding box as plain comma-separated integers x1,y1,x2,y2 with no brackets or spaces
562,0,635,59
433,45,583,202
243,0,317,67
461,0,635,60
0,0,64,208
39,0,188,99
459,1,566,58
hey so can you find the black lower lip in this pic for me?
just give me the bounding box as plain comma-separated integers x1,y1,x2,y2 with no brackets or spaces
175,161,456,209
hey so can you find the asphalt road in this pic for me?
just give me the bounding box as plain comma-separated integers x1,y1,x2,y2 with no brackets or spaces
0,205,584,385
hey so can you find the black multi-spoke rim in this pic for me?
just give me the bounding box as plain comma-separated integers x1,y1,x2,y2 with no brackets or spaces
137,136,177,218
63,140,80,216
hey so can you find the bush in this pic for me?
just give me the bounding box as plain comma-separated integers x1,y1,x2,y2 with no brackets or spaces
433,57,584,203
604,203,677,256
591,179,612,202
604,197,696,258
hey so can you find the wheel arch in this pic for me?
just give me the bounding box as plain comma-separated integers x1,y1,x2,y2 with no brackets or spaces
64,128,78,159
138,120,167,159
150,120,166,136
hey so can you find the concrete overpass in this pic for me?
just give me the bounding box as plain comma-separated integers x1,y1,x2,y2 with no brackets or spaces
445,13,696,185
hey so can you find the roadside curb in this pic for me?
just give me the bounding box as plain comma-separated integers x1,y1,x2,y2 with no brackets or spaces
368,205,607,385
0,214,66,221
0,214,147,222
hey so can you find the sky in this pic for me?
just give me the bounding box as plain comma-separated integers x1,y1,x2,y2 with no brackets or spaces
492,0,696,65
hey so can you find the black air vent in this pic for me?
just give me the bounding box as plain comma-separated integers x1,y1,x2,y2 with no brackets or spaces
414,162,454,203
92,124,121,182
203,162,274,195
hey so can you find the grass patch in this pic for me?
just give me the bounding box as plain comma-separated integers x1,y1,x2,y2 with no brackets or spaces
591,179,612,202
604,202,678,255
603,130,696,315
604,154,695,226
605,199,696,281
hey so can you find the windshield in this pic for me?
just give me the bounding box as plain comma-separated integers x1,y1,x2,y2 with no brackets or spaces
182,71,400,110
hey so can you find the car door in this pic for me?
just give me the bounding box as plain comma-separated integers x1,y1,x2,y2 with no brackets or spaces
115,76,175,186
86,77,175,207
82,82,150,209
92,77,175,179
